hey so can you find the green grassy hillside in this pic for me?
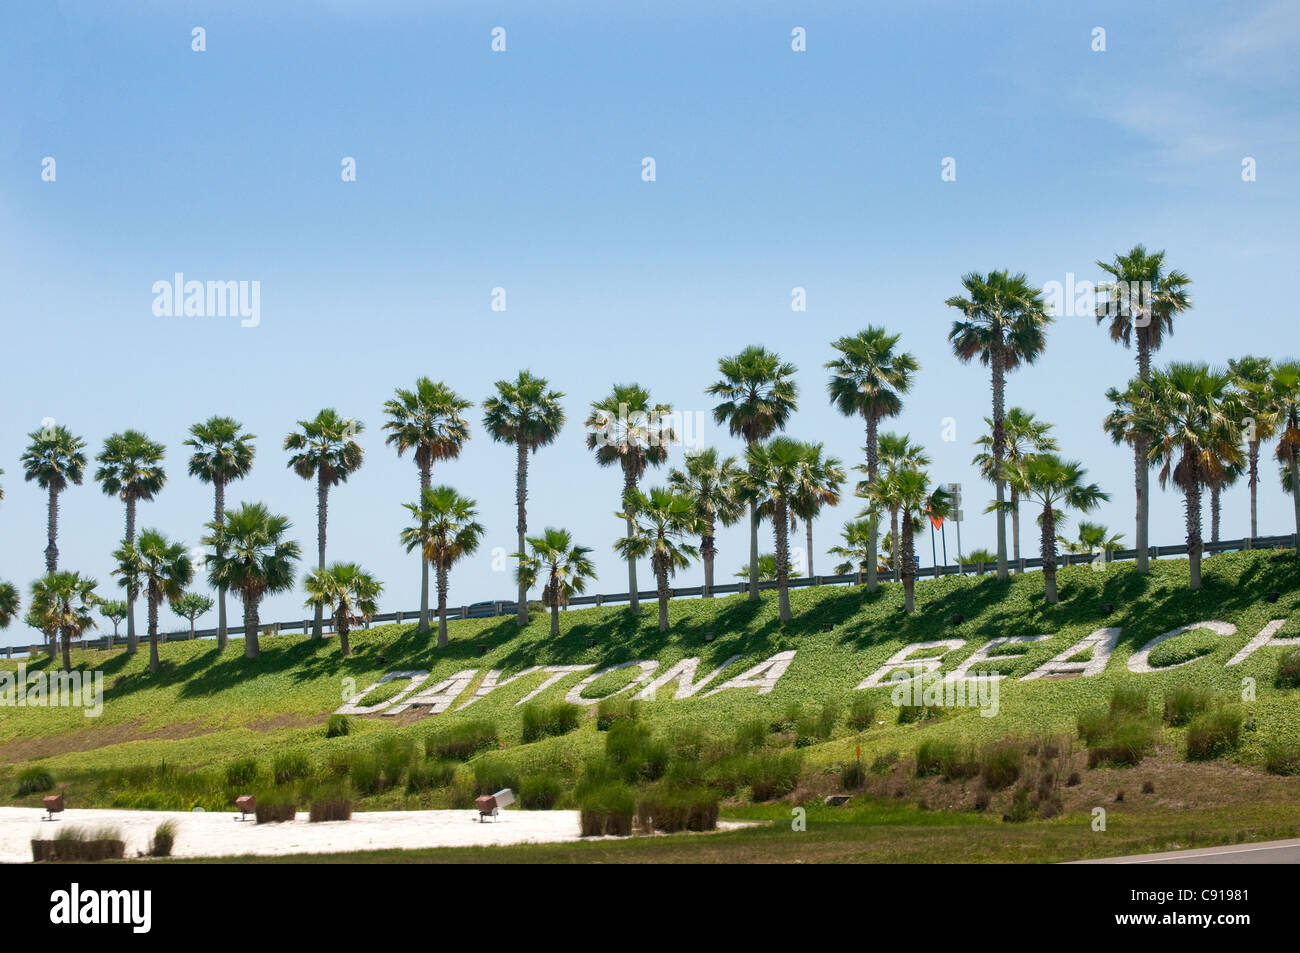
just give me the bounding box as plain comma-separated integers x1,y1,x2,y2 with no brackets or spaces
3,549,1299,840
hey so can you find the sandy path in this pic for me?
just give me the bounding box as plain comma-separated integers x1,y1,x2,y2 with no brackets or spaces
2,807,751,862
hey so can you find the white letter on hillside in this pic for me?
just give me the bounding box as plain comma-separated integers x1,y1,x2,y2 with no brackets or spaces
856,640,965,689
633,655,742,700
334,671,429,715
565,660,659,705
703,651,796,697
517,665,595,705
385,669,478,716
456,666,541,710
1127,621,1236,673
1022,627,1122,680
945,635,1048,681
1227,619,1298,666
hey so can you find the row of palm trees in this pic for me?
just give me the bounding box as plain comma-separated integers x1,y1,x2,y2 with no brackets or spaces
4,246,1300,663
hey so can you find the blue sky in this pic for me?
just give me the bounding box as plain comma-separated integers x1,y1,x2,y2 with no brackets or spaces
2,1,1298,647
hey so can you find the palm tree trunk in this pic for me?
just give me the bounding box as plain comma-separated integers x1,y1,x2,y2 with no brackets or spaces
550,581,561,638
436,563,449,648
1185,457,1204,590
991,348,1009,580
313,471,328,638
775,497,792,621
1210,484,1221,545
339,613,351,657
1287,436,1300,545
902,518,916,613
890,508,900,578
515,438,529,625
148,588,161,673
125,498,138,654
1248,440,1260,539
747,439,760,601
244,595,261,658
623,466,640,612
865,415,879,591
60,624,71,673
656,552,670,632
419,462,431,635
1041,505,1058,604
1010,485,1021,563
215,477,228,650
1135,342,1152,573
45,485,59,574
701,517,716,597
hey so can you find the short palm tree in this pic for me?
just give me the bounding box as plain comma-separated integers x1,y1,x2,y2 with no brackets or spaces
1059,521,1124,558
707,346,799,600
738,436,810,621
0,581,19,630
867,432,931,574
789,443,845,577
585,383,675,612
735,554,790,581
304,563,382,657
483,371,567,626
383,379,472,637
29,571,99,673
96,430,167,653
973,408,1057,562
184,416,256,649
828,518,889,575
116,530,192,672
1145,363,1244,590
516,528,597,638
284,409,365,638
1095,245,1192,572
1228,356,1277,539
866,468,949,613
1269,360,1300,541
171,591,214,642
1005,455,1108,603
947,270,1052,580
21,424,87,574
668,448,744,597
401,486,484,648
826,327,919,590
202,502,301,658
616,487,700,631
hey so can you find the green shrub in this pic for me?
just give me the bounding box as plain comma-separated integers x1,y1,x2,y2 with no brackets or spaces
1185,706,1243,761
915,739,974,780
734,717,768,750
472,757,521,796
578,783,635,836
840,760,865,789
1276,649,1300,689
1003,785,1033,823
979,741,1022,791
519,773,563,809
32,827,125,862
325,714,352,738
897,704,943,725
769,701,803,734
742,751,803,800
15,766,54,796
272,752,311,785
254,793,296,823
1264,741,1300,775
406,759,456,793
635,785,719,833
847,695,878,730
426,719,498,760
1076,708,1110,746
520,702,581,742
870,751,900,775
1087,715,1158,767
148,821,176,857
309,785,353,822
595,697,640,731
1109,684,1149,717
225,758,259,788
1163,685,1213,726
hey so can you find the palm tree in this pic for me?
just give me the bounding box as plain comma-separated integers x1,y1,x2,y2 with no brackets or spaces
707,346,799,600
973,408,1057,562
21,425,87,574
668,448,745,597
826,327,919,590
828,519,889,575
1005,455,1108,603
382,379,472,637
284,409,365,638
29,571,99,673
98,600,127,645
1269,360,1300,541
304,563,382,657
171,591,214,642
734,554,791,581
1095,246,1192,573
1227,357,1277,539
1059,521,1124,558
483,371,567,626
1206,457,1244,545
738,437,811,621
0,581,19,631
400,486,484,648
867,468,948,613
616,487,700,631
516,528,597,638
960,548,999,573
95,430,167,653
1146,363,1244,590
789,443,845,577
947,271,1052,580
585,384,676,612
184,416,256,650
202,502,301,658
116,530,192,672
868,432,931,575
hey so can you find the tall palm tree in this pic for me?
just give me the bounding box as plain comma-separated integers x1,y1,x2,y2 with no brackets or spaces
585,383,675,613
789,443,845,577
201,502,301,658
738,437,810,621
1228,356,1278,540
1095,246,1192,573
284,409,365,638
1146,363,1244,590
826,327,918,590
516,528,597,638
483,371,567,626
1005,455,1108,603
0,581,19,631
401,486,484,648
184,416,256,650
616,487,700,631
668,448,744,597
1269,360,1300,541
116,530,193,673
707,346,799,600
973,408,1057,562
947,270,1052,581
382,379,472,637
21,425,87,575
95,430,167,653
304,563,382,657
868,432,931,575
1206,457,1244,545
29,571,99,673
